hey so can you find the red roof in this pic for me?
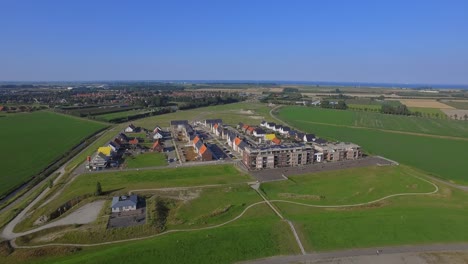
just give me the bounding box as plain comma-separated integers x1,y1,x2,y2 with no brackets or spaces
242,124,249,130
213,124,219,129
0,106,4,111
200,144,208,154
272,138,281,145
129,138,139,145
193,136,200,144
234,137,242,146
247,127,255,132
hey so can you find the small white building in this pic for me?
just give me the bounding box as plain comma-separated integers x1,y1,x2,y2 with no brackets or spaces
153,132,163,140
111,195,138,213
125,124,137,133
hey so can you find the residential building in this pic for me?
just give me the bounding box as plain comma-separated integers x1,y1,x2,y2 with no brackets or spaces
111,195,138,213
312,142,362,161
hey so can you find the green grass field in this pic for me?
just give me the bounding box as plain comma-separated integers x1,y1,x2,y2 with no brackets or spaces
278,107,468,184
0,111,107,197
347,104,381,111
125,153,167,168
442,100,468,110
261,166,434,205
4,205,299,264
15,165,252,232
279,106,468,138
133,102,273,129
95,109,152,121
276,184,468,251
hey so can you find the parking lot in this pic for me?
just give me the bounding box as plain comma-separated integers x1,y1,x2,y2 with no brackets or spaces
107,207,146,229
251,156,396,182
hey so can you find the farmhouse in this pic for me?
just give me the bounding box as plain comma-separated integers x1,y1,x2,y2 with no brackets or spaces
303,134,316,142
111,195,138,213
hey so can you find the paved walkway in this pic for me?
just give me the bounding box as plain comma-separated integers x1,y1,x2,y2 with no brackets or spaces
241,243,468,264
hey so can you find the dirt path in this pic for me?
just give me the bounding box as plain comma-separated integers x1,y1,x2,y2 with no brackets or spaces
6,173,442,249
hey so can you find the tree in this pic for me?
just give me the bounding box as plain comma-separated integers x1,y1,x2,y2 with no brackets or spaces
95,182,102,196
454,114,458,120
336,100,348,110
464,114,468,121
48,179,53,188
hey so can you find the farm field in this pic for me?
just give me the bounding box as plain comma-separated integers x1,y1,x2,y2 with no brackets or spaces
279,106,468,138
408,107,445,116
278,107,468,184
4,205,299,264
261,165,434,205
396,99,454,109
0,111,107,198
347,104,381,111
124,153,167,168
95,109,153,122
442,100,468,110
15,165,252,232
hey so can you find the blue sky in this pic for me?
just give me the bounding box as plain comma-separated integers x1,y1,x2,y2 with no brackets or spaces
1,0,467,84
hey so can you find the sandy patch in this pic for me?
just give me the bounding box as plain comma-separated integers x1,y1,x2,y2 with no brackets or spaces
249,115,264,120
398,99,454,109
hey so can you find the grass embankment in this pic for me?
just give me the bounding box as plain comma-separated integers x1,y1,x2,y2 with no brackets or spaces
261,166,434,205
3,205,299,264
0,111,107,198
124,153,167,168
14,165,251,232
278,106,468,184
18,185,262,245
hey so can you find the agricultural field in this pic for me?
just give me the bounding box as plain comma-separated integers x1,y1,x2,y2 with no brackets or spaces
442,100,468,110
279,106,468,138
397,99,454,109
0,111,107,198
95,109,153,122
408,107,445,116
124,153,167,168
278,107,468,184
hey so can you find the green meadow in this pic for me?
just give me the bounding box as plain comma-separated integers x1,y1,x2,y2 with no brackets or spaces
279,106,468,138
0,111,107,197
125,153,167,168
15,165,252,232
278,106,468,184
261,165,434,205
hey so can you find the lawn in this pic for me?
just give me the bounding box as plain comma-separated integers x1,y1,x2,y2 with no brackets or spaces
95,109,152,122
279,106,468,138
261,165,434,205
125,153,167,168
4,205,300,264
278,107,468,184
15,165,252,232
277,183,468,251
0,111,107,198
